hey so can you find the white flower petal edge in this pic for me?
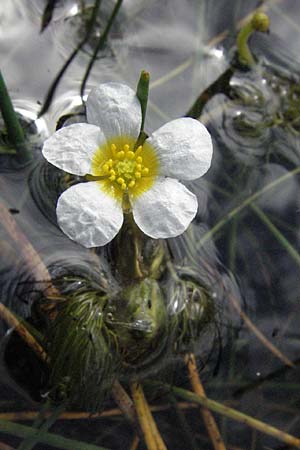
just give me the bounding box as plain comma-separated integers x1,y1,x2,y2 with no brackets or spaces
86,83,142,140
132,177,198,239
56,182,123,247
147,118,213,180
42,123,106,176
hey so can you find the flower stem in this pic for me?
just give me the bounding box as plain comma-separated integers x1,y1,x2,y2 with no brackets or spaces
236,22,256,67
80,0,123,99
237,12,270,67
185,354,226,450
113,212,145,280
0,303,47,363
0,70,31,162
171,386,300,448
130,382,167,450
39,0,102,116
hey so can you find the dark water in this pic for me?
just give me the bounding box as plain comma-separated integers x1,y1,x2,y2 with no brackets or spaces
0,0,300,449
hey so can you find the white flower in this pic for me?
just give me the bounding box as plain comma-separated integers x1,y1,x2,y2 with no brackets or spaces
42,83,213,248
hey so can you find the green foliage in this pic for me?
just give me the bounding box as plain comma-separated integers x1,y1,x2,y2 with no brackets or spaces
105,278,169,368
47,290,118,412
172,274,215,350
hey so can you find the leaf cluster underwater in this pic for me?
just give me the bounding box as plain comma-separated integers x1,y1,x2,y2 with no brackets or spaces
20,222,218,412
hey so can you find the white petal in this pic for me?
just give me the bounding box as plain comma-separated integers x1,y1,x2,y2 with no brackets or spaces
56,182,123,247
42,123,106,175
132,177,197,239
147,118,213,180
86,83,142,140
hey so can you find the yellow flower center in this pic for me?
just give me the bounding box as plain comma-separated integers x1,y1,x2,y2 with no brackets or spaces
91,136,159,202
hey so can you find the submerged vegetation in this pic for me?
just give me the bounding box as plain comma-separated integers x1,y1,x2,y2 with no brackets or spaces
0,1,300,449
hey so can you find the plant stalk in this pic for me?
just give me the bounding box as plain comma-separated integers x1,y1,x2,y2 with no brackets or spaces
0,419,109,450
171,386,300,448
197,167,300,249
131,382,167,450
0,70,31,162
237,11,270,67
80,0,123,99
185,354,227,450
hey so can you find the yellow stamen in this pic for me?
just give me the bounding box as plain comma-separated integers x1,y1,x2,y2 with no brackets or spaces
111,143,117,157
92,137,159,202
117,151,125,159
128,180,135,188
126,151,135,160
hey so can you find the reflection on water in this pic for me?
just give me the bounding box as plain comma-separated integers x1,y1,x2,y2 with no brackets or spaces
0,0,300,449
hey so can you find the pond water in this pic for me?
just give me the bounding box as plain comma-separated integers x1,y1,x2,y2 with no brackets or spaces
0,0,300,449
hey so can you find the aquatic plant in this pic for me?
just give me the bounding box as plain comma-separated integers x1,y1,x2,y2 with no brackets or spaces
0,2,300,450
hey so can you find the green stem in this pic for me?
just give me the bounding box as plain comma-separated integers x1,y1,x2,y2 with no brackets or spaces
185,67,233,119
80,0,123,99
0,71,25,146
236,22,256,67
171,386,300,448
39,0,102,117
17,402,66,450
197,166,300,249
0,70,31,162
251,203,300,268
112,212,144,280
40,0,59,32
136,70,150,132
0,419,109,450
236,12,270,67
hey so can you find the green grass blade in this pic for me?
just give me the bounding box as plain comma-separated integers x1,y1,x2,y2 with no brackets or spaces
80,0,123,99
251,203,300,267
0,419,110,450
